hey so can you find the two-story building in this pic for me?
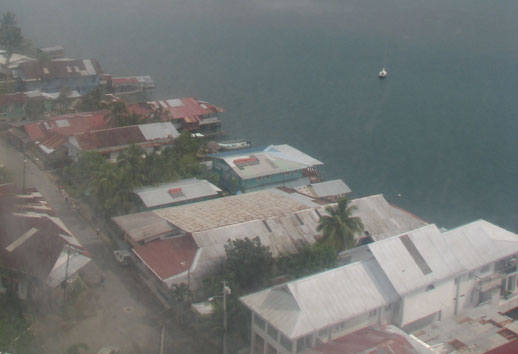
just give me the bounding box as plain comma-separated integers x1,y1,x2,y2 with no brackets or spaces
14,59,102,94
209,144,324,193
66,122,180,161
240,220,518,354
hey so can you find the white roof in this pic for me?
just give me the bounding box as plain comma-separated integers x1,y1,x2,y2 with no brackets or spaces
134,178,221,208
351,195,428,241
442,220,518,272
368,220,518,296
139,122,180,140
241,258,399,339
295,179,351,198
211,144,323,180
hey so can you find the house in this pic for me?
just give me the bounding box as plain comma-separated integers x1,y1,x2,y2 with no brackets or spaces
240,220,518,354
21,110,109,166
147,97,223,133
0,91,54,119
133,178,222,211
37,45,65,60
107,75,155,103
113,190,426,290
14,58,103,94
67,121,180,161
209,144,324,193
0,188,90,303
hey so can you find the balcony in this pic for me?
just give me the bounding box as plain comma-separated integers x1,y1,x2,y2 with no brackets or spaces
478,273,503,292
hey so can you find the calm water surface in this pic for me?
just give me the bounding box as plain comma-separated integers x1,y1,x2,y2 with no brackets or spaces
6,0,518,231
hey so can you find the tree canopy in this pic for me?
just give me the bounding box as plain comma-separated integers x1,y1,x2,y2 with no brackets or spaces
317,196,364,252
0,12,23,63
224,237,274,291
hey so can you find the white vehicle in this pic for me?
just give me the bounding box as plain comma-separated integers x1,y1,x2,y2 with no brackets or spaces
113,250,131,265
98,346,120,354
378,68,388,79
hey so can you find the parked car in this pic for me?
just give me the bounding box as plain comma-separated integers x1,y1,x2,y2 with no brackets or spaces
98,346,120,354
113,250,131,265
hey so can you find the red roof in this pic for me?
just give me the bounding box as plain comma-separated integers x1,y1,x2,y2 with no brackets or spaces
73,125,146,150
485,340,518,354
149,97,223,120
0,189,88,280
133,235,198,281
127,102,154,117
24,110,109,142
305,326,420,354
17,59,102,81
0,92,27,106
111,77,138,85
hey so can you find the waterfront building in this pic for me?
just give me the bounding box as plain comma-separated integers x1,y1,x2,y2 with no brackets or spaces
209,144,323,193
66,121,180,161
240,220,518,354
112,191,426,291
108,75,155,103
133,178,222,211
14,58,103,94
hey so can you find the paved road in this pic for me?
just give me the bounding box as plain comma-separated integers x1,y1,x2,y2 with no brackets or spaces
0,137,193,354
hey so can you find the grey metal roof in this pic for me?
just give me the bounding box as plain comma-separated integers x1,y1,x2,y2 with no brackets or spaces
134,178,221,208
154,189,318,233
111,211,177,243
442,220,518,272
294,179,351,198
211,144,323,180
350,195,428,241
368,220,518,296
139,122,179,140
240,258,399,339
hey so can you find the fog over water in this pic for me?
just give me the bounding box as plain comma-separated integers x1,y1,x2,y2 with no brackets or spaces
5,0,518,231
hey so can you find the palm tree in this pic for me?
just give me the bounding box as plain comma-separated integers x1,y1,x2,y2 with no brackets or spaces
317,196,364,252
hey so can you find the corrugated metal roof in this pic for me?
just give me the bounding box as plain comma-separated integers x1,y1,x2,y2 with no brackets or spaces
442,220,518,272
210,144,323,180
349,195,428,241
241,258,398,339
295,179,351,198
134,178,221,208
111,211,177,243
154,189,314,233
368,220,518,296
139,122,179,140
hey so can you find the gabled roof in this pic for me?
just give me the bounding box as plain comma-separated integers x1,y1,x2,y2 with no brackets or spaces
350,195,428,241
209,144,323,180
16,59,102,81
294,179,351,199
134,178,222,208
0,189,90,286
241,258,399,339
69,122,179,151
24,111,109,142
368,220,518,296
148,97,223,121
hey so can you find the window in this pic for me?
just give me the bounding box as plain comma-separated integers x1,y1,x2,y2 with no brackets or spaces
280,334,292,351
257,176,262,181
254,334,265,354
254,315,266,330
369,309,377,318
481,265,490,274
265,175,271,180
318,328,328,337
384,304,392,311
426,284,436,291
267,343,277,354
267,324,278,341
284,171,290,176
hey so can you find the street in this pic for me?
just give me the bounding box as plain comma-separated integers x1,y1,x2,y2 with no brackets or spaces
0,137,192,354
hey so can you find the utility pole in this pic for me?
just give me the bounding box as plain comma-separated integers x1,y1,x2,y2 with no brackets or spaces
223,281,231,354
22,147,27,192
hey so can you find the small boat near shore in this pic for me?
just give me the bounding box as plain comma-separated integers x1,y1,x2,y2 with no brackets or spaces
217,139,252,151
378,68,388,79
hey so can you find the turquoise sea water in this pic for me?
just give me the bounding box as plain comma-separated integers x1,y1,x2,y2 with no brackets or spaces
6,0,518,231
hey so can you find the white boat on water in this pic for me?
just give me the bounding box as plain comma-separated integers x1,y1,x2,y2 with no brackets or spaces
217,139,252,151
378,68,388,79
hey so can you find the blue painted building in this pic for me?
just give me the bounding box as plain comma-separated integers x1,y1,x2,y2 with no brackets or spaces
14,59,102,95
209,144,324,193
